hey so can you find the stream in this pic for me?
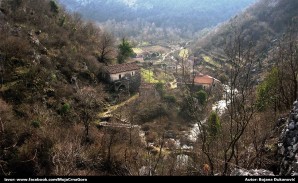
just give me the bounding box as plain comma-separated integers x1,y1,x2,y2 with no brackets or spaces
187,86,232,143
166,85,233,168
137,97,229,174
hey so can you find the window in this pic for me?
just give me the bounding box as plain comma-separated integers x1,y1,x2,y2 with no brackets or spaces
119,74,122,79
131,71,134,76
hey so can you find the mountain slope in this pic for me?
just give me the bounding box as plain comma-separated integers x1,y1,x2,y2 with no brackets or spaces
196,0,298,54
59,0,256,34
0,0,113,176
192,0,298,82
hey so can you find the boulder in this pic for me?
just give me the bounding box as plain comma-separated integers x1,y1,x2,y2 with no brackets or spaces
288,122,295,130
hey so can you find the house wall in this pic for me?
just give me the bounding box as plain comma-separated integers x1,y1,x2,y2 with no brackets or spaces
194,83,211,89
195,80,220,89
202,84,211,88
110,71,136,82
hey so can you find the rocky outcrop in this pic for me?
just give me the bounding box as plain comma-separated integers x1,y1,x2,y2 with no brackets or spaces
278,100,298,176
231,100,298,176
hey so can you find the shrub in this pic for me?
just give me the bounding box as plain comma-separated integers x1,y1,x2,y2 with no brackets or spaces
49,0,59,14
136,104,167,124
196,90,208,105
60,103,70,114
142,125,150,132
31,120,40,128
0,36,31,59
163,95,176,104
155,82,165,97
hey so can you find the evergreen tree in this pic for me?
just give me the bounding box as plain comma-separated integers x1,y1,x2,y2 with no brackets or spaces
256,67,279,111
50,0,59,14
208,111,221,138
196,90,208,105
117,38,134,64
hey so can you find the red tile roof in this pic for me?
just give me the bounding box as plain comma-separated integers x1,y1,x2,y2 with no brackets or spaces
105,62,140,74
194,75,214,85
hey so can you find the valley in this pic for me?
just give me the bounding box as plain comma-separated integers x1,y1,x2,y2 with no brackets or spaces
0,0,298,177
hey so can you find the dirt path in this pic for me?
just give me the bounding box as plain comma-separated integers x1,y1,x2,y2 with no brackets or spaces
98,94,139,119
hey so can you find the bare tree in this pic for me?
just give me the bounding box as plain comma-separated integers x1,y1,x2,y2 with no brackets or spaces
0,99,14,176
177,49,190,84
275,24,298,108
0,55,3,89
220,27,257,175
75,86,106,143
189,27,258,176
98,31,116,65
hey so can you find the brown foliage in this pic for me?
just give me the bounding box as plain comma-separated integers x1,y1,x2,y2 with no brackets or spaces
0,0,118,176
0,35,31,59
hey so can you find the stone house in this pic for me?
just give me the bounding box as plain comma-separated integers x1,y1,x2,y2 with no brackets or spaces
194,74,220,89
104,62,141,92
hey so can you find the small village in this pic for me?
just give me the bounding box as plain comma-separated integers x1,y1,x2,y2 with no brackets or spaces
97,44,226,169
102,44,222,98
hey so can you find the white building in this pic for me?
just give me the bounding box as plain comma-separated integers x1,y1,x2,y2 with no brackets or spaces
105,62,140,82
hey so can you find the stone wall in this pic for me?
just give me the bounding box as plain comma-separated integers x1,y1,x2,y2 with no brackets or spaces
278,100,298,176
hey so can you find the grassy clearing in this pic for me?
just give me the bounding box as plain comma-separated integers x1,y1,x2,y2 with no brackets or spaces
140,41,150,46
98,94,139,119
141,68,160,83
141,68,176,86
138,45,171,54
156,71,175,83
133,48,143,54
202,54,221,68
179,49,189,58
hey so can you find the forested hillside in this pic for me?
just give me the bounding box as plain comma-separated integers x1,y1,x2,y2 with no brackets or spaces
59,0,256,41
194,0,298,103
196,0,298,55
